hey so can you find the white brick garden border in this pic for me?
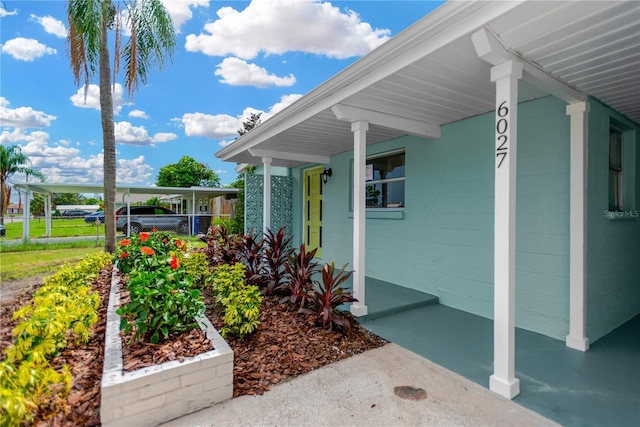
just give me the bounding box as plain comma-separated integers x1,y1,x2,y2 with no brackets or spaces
101,269,233,427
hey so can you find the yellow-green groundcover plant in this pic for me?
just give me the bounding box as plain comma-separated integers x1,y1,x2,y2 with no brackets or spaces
0,252,111,426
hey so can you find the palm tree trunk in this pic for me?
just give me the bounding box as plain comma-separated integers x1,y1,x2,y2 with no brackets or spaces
100,5,117,253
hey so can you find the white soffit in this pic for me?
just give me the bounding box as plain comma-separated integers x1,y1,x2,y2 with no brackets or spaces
491,1,640,123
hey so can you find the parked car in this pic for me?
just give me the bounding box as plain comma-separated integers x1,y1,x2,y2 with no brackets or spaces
61,209,91,218
84,211,105,224
0,224,5,237
116,206,189,234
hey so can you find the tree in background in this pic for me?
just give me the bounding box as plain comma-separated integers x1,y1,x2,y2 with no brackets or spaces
156,156,220,187
145,196,160,206
0,145,45,225
229,113,262,235
30,194,46,216
68,0,175,253
52,193,85,207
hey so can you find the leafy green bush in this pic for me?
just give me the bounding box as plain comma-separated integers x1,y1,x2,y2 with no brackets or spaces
211,263,262,339
1,252,111,426
179,251,212,287
117,266,205,344
116,232,205,344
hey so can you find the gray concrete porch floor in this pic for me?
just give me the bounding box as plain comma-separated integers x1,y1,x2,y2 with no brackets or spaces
360,281,640,427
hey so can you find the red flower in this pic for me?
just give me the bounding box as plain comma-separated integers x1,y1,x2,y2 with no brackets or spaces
152,227,158,232
174,239,182,247
140,246,155,256
120,252,128,258
163,238,169,244
119,239,132,246
170,256,179,270
139,232,150,242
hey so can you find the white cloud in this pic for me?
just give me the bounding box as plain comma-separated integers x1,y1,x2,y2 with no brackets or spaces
114,121,177,146
0,97,56,128
70,84,129,114
0,5,18,17
2,134,154,185
185,0,390,59
265,94,303,117
218,139,235,147
30,15,67,38
1,37,56,61
129,109,149,119
215,57,296,88
161,0,209,32
180,112,240,139
178,93,302,140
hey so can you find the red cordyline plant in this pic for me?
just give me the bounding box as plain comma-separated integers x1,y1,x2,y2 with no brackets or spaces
279,243,319,308
302,262,358,334
260,227,293,295
236,229,264,286
205,224,240,266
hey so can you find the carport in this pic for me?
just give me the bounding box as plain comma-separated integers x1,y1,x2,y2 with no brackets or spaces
11,182,238,239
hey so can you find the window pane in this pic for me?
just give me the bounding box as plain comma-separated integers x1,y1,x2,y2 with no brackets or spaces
366,181,405,208
609,170,621,210
368,152,405,180
609,129,622,169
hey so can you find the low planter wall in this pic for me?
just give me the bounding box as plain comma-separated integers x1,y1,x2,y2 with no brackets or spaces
101,270,233,427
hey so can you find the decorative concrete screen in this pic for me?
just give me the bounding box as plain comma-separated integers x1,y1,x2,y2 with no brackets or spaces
245,174,293,237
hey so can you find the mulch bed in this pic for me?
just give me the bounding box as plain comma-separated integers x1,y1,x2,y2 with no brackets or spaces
0,267,386,425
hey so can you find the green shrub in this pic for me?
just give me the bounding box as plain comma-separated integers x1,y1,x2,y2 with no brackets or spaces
115,231,206,344
180,251,212,287
211,263,262,339
219,285,263,339
1,252,111,426
117,266,205,344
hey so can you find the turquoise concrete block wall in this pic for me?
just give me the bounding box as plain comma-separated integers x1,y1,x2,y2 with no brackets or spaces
585,99,640,343
287,96,575,340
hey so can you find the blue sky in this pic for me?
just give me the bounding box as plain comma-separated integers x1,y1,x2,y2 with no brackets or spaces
1,0,443,193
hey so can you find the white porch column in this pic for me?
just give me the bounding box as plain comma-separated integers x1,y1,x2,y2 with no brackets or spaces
262,157,272,234
351,120,369,317
490,59,522,399
566,101,590,351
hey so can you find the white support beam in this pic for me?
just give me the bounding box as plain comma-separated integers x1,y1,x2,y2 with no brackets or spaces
249,148,330,165
45,194,51,237
235,163,250,174
332,104,441,139
350,120,369,317
262,157,272,234
490,59,522,400
472,28,585,104
22,186,31,240
566,101,590,352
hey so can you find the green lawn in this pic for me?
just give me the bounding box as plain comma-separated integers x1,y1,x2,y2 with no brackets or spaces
0,244,105,281
1,218,105,240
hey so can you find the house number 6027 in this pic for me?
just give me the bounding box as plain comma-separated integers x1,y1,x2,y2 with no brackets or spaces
496,100,509,169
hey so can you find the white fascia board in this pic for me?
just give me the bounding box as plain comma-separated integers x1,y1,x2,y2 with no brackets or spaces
216,1,522,162
331,104,441,139
472,27,586,104
248,148,330,165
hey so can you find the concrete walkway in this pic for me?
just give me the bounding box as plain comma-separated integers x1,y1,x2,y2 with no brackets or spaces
161,344,557,427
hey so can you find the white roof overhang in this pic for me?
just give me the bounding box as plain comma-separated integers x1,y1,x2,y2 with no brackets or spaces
217,0,639,168
12,183,238,199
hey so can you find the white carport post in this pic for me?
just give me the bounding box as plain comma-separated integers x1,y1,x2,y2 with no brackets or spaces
192,190,196,236
566,101,590,352
262,157,272,234
22,185,31,240
45,194,51,237
351,120,369,317
490,59,522,400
